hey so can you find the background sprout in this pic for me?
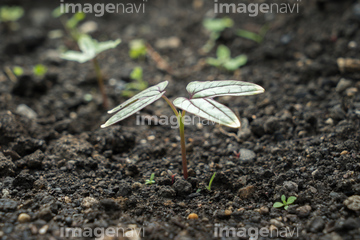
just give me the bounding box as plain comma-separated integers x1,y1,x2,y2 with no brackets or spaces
206,172,216,191
52,7,86,41
0,6,24,31
13,66,24,77
129,39,147,60
206,45,247,71
237,24,269,44
273,195,297,210
61,34,121,109
101,80,264,179
122,67,148,97
33,64,48,77
145,173,156,185
201,17,234,53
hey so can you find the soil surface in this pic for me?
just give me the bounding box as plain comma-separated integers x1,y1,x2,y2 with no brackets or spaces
1,0,360,239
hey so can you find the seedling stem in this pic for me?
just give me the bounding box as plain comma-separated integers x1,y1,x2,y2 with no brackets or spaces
92,57,108,109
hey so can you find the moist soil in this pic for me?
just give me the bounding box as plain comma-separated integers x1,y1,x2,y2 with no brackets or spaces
1,0,360,239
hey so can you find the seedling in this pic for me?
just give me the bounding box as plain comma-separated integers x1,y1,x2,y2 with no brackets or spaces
0,6,24,31
206,172,216,191
273,195,297,210
206,45,247,71
122,67,148,97
61,34,121,109
145,173,155,185
201,17,234,53
52,7,86,41
129,39,147,60
101,80,264,179
13,66,24,77
33,64,48,77
237,24,269,44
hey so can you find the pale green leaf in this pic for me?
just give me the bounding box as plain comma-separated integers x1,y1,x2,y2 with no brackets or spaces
60,50,93,63
101,81,168,128
273,202,284,208
286,196,297,204
223,55,247,71
284,205,289,210
205,57,221,67
203,17,234,33
186,80,265,99
217,45,230,60
281,195,286,204
173,97,240,128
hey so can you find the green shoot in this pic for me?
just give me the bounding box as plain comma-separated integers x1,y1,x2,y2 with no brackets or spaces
101,80,264,179
145,173,155,185
201,17,233,53
33,64,48,77
0,6,24,22
13,66,24,77
237,24,269,43
273,195,297,210
52,7,86,41
206,172,216,191
122,67,148,97
0,6,24,31
206,45,247,71
129,39,147,60
61,34,121,109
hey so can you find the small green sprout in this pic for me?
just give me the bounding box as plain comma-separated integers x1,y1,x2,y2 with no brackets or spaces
0,6,24,23
145,173,155,185
129,39,147,60
206,45,247,71
52,7,86,41
13,66,24,77
0,6,24,31
206,172,216,191
101,80,264,179
237,24,269,43
61,34,121,109
33,64,48,77
273,195,297,210
122,67,148,97
201,17,234,53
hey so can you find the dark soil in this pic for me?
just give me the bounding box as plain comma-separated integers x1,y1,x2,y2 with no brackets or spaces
1,0,360,239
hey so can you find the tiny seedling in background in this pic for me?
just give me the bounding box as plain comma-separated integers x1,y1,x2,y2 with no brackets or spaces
33,64,48,77
201,17,233,53
206,172,216,191
129,39,147,60
273,195,297,210
237,24,269,44
52,7,86,41
206,45,247,71
122,67,148,97
101,80,264,179
0,6,24,31
61,34,121,109
145,173,155,185
13,66,24,77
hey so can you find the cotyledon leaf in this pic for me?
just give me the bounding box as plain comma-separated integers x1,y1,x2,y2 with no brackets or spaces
187,80,264,99
173,97,240,128
101,81,168,128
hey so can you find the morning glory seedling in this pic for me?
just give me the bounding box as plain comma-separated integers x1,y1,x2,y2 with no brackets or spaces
273,195,297,210
61,34,121,109
129,39,147,60
206,45,247,71
201,17,234,53
101,80,264,179
145,173,156,185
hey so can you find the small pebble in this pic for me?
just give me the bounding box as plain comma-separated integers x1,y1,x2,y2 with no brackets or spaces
18,213,31,223
39,225,48,235
224,209,232,216
187,213,198,219
260,206,269,215
344,195,360,211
